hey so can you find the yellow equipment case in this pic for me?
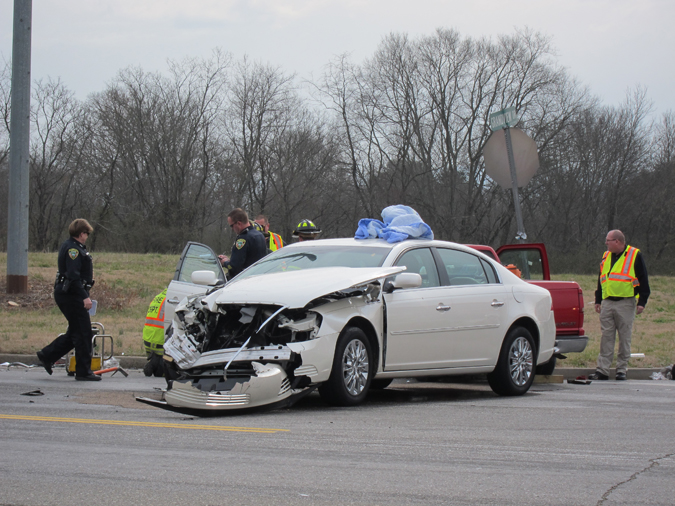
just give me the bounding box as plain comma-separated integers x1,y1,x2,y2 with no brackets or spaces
65,322,113,375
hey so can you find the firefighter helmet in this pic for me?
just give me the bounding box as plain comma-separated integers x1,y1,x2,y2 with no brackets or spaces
250,220,265,233
292,219,321,238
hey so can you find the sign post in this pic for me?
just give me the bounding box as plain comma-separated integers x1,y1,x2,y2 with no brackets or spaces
488,107,527,242
489,106,518,131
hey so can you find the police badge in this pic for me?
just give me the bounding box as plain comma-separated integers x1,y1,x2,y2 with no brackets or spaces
68,248,79,260
236,239,246,249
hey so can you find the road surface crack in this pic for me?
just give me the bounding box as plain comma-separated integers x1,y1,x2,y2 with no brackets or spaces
596,452,674,505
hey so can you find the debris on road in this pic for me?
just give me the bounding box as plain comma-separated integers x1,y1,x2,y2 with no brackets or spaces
568,376,592,385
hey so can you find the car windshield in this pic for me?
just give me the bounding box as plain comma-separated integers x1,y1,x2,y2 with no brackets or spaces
237,245,391,279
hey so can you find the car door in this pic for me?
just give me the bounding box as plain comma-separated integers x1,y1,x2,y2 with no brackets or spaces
434,247,510,367
164,242,226,330
383,247,453,371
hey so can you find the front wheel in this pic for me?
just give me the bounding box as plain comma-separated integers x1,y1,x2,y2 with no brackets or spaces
487,326,535,396
319,327,373,406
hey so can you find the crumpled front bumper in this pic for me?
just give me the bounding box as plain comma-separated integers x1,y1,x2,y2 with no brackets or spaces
163,362,292,411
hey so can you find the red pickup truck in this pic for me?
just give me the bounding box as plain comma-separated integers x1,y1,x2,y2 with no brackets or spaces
468,243,587,375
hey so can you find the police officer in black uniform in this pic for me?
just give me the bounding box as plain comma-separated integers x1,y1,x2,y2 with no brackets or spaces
218,208,266,278
36,218,101,381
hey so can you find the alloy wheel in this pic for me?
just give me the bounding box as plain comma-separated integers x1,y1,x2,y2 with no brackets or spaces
342,339,370,396
509,336,533,386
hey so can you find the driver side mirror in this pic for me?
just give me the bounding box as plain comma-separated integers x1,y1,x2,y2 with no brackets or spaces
383,272,423,293
191,270,220,286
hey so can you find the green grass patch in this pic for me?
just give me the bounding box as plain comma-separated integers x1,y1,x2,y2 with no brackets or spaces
0,251,180,356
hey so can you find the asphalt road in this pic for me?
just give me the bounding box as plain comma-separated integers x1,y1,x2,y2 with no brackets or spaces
1,367,674,506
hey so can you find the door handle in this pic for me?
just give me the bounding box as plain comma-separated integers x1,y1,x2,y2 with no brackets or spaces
491,300,505,307
167,298,180,305
436,304,451,312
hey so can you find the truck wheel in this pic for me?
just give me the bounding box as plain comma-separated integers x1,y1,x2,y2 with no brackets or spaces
536,356,557,376
488,326,535,396
319,327,373,406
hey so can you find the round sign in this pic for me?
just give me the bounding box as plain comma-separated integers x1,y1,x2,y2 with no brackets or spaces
483,128,539,189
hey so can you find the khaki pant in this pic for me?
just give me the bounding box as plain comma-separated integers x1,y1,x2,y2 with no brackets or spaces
597,298,636,376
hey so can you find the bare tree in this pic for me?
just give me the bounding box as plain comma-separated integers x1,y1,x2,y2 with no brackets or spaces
604,87,652,231
0,58,10,168
29,78,86,251
314,54,383,219
630,111,675,265
88,51,231,251
0,59,11,248
316,29,589,245
223,59,297,214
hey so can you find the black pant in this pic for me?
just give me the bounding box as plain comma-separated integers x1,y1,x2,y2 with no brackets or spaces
40,291,94,377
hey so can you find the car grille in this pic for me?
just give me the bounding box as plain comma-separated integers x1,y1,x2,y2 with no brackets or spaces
293,365,318,377
279,377,291,396
169,388,251,407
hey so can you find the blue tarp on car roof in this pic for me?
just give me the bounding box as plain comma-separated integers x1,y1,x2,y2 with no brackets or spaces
354,205,434,243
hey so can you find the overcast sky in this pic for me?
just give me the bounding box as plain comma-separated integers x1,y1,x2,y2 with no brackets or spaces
2,0,673,116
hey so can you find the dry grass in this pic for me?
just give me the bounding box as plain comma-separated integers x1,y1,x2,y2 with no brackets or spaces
553,273,675,368
0,251,178,356
1,252,673,368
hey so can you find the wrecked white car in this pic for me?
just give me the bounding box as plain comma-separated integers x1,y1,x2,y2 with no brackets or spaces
139,238,556,413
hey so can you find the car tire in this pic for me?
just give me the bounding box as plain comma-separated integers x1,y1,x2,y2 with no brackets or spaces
319,327,373,406
370,378,393,390
487,326,535,396
536,355,556,376
162,357,181,387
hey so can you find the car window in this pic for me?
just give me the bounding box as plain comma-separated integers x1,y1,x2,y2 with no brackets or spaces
238,245,390,279
436,248,490,285
480,257,499,283
394,248,440,288
498,248,544,280
175,243,224,283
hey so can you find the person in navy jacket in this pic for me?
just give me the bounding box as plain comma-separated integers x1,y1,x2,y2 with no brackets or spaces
37,219,101,381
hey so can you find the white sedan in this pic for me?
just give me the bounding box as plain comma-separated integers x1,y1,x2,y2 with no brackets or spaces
141,238,555,413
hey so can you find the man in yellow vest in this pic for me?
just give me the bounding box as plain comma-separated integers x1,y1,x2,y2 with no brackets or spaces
589,230,650,381
143,288,167,377
255,214,284,252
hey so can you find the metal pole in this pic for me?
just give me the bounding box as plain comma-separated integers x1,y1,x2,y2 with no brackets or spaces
7,0,32,294
504,127,527,243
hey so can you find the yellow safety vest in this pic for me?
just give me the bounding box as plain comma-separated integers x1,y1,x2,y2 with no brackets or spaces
600,245,639,299
143,289,167,355
269,232,283,252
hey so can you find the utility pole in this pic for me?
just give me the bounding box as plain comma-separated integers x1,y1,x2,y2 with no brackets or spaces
7,0,32,294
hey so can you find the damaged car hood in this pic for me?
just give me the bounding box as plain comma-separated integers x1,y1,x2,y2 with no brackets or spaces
211,266,406,308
